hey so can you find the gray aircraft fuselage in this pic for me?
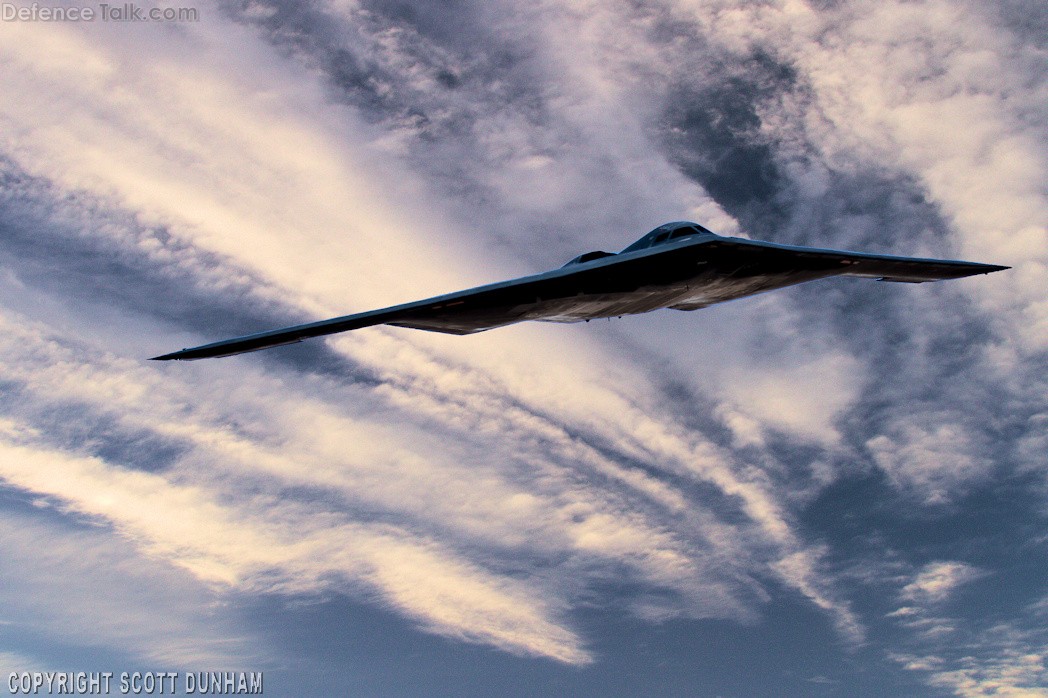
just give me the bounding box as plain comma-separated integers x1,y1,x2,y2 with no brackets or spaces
152,221,1008,360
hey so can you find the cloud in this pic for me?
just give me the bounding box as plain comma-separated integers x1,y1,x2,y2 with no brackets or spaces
0,413,593,664
709,0,1047,350
885,562,1048,695
0,651,48,675
0,5,868,665
928,653,1048,698
0,257,799,665
882,562,1048,696
895,626,1048,698
774,548,864,645
900,561,984,605
866,423,992,504
650,0,1047,508
0,0,1044,687
0,507,257,667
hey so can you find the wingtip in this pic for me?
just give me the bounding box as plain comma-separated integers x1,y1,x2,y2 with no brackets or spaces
150,350,188,361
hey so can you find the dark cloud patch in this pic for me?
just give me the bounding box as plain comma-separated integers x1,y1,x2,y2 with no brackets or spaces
661,88,780,215
648,372,735,447
361,0,496,50
218,0,567,266
219,1,412,123
325,47,395,117
3,399,189,475
825,280,1017,464
778,169,953,251
647,23,1038,512
989,0,1048,48
655,50,797,228
222,0,544,138
821,279,994,374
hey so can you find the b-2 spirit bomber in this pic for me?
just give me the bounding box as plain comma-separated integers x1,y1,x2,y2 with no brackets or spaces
152,222,1008,361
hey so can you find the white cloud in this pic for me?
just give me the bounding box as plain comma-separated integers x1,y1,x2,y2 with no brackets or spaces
4,0,1040,677
0,5,837,658
0,428,592,664
888,562,1048,696
929,656,1048,698
774,548,864,645
900,561,984,605
0,291,790,663
897,630,1048,698
0,509,256,667
867,422,992,504
694,0,1047,353
713,337,863,446
0,651,48,675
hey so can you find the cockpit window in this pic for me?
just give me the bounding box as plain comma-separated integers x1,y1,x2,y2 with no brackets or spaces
620,222,716,253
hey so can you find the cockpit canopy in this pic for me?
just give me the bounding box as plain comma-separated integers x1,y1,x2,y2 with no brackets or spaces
620,221,716,253
561,222,718,267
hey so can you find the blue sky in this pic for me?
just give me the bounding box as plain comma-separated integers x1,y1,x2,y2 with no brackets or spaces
0,0,1045,695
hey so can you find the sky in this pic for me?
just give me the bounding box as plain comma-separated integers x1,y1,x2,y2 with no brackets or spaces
0,0,1045,695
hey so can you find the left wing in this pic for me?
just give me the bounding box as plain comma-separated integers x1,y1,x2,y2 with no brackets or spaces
150,264,609,360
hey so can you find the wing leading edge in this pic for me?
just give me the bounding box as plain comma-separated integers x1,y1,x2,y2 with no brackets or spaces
151,228,1008,361
150,263,612,360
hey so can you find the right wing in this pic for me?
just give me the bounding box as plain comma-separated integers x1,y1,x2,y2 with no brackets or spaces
718,238,1010,282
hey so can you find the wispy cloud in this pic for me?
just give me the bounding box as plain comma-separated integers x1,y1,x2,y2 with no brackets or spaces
0,0,1044,688
867,425,992,504
900,561,984,605
0,406,593,663
0,506,257,667
887,561,1048,695
0,3,870,666
894,626,1048,698
0,651,48,675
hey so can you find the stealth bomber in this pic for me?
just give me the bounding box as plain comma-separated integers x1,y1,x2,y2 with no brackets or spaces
152,222,1008,361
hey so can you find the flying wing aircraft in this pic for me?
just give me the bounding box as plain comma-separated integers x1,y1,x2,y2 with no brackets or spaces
151,221,1008,360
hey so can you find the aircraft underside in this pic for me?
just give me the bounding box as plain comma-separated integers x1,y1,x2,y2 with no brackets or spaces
151,222,1007,360
389,266,840,334
533,271,830,322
